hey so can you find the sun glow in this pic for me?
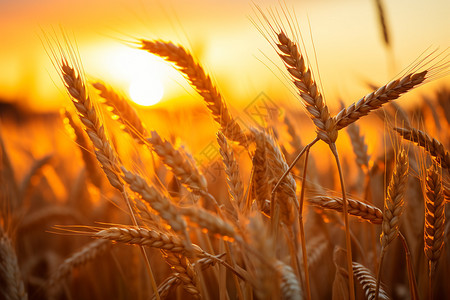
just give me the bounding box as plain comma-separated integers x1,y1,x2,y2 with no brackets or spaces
129,75,164,106
101,46,169,106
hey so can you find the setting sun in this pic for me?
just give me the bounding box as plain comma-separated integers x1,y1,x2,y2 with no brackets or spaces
129,75,164,106
99,46,170,106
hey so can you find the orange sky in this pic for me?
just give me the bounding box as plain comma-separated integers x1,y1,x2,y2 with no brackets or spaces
0,0,449,112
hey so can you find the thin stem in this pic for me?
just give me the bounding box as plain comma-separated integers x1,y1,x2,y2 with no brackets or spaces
298,144,312,300
271,137,319,198
122,190,160,300
374,247,386,300
428,261,434,300
329,143,355,300
399,232,419,300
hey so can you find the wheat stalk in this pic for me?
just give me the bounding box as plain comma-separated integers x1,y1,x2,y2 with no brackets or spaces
395,127,450,170
140,40,249,147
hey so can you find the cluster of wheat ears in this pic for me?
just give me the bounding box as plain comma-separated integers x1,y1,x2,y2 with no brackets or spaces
1,7,449,300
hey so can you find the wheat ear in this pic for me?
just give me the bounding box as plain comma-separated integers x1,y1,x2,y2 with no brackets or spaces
253,128,298,226
376,149,408,299
380,149,409,249
346,123,370,170
47,239,110,288
152,255,223,300
352,262,390,300
217,131,244,209
251,129,271,215
141,40,248,147
93,82,149,141
147,131,208,193
61,61,123,190
308,196,383,224
63,111,104,188
0,228,27,300
95,227,209,257
179,206,235,239
121,167,186,233
334,71,427,130
424,164,445,299
276,31,337,144
275,260,303,300
395,127,450,169
59,56,160,299
162,252,201,299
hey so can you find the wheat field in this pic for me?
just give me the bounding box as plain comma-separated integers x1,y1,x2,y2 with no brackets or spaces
0,4,449,300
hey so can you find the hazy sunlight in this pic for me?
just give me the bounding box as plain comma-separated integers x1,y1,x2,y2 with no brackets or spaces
129,75,164,106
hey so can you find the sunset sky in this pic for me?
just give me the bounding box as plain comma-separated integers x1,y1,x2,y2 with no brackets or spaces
1,0,449,112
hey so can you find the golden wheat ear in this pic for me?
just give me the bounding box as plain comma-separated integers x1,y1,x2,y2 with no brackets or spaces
424,163,445,299
394,127,450,170
140,40,249,147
